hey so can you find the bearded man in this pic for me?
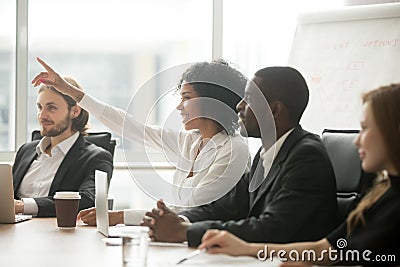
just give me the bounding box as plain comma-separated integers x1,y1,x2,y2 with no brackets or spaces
12,77,113,217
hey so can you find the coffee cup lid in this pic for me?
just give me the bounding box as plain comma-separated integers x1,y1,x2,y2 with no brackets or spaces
54,191,81,199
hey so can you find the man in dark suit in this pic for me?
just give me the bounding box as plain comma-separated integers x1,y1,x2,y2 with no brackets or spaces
13,77,113,217
143,67,337,247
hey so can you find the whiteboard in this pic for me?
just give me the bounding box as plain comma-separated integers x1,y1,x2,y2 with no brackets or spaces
288,3,400,135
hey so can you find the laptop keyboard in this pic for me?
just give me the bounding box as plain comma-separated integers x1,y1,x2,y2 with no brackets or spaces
15,214,32,222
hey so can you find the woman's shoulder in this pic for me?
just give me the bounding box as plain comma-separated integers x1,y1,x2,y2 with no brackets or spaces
229,134,249,149
367,184,400,221
217,134,250,161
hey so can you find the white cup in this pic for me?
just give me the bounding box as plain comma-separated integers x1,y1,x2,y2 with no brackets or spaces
121,226,149,266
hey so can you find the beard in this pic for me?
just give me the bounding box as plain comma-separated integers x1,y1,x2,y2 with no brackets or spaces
40,114,71,137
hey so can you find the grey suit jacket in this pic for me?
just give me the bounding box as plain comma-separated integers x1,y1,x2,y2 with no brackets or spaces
180,125,337,247
13,134,113,217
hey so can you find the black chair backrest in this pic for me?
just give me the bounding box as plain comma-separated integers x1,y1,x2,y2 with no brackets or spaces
322,129,362,226
322,129,361,193
336,194,358,226
31,130,116,159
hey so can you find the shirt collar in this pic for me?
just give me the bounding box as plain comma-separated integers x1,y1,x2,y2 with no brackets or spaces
36,131,80,156
260,128,294,176
191,130,231,154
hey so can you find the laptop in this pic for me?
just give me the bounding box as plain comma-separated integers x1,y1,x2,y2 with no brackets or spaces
95,170,188,247
95,170,142,237
0,164,32,223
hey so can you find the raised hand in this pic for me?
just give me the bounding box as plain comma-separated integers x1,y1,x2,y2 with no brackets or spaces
31,57,85,102
31,57,64,87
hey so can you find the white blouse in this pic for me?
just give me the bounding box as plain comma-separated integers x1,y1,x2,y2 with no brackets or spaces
79,94,251,224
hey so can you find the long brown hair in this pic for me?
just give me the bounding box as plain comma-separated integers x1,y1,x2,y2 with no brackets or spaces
347,83,400,233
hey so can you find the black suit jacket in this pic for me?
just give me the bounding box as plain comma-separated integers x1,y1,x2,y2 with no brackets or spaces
13,134,113,217
180,125,337,247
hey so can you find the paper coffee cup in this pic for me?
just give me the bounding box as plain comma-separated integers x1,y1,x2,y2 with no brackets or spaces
54,192,81,229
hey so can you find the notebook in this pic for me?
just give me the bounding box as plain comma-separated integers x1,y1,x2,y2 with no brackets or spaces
0,164,32,223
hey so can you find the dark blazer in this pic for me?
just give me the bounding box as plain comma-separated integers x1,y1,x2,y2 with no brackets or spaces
180,125,337,247
13,134,113,217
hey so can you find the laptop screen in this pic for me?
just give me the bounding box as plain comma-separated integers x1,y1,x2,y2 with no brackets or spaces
0,164,17,223
95,170,110,236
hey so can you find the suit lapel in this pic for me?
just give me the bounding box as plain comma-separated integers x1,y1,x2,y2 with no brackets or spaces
248,149,263,204
13,147,38,191
48,134,85,195
249,160,281,211
249,125,305,211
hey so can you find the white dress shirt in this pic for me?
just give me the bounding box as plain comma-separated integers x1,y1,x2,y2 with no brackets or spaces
79,94,251,225
180,128,295,223
17,131,80,215
259,128,294,178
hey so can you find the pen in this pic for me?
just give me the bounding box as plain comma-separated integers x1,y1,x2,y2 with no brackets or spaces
176,248,207,264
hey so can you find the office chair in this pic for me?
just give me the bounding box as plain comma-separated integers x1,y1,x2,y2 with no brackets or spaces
31,130,117,160
322,129,363,226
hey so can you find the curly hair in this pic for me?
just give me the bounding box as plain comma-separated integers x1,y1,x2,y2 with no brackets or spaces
178,60,246,135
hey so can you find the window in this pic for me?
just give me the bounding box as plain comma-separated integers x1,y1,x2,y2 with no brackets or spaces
223,0,344,76
1,0,350,161
223,0,344,155
0,0,16,152
27,0,213,161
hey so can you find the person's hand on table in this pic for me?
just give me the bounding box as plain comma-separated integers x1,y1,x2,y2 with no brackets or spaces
141,200,188,243
14,199,24,214
198,229,253,256
77,207,124,226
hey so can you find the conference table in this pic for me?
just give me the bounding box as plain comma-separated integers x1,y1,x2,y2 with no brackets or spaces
0,218,280,267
